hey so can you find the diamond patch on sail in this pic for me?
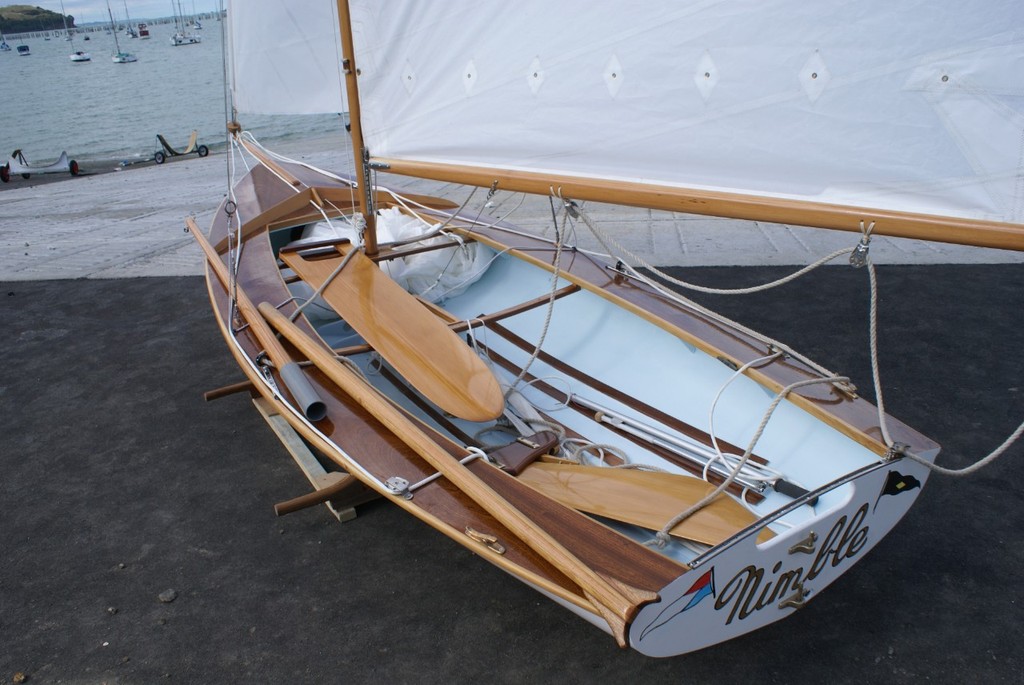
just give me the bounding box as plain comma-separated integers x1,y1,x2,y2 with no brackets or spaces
799,50,831,103
693,50,718,103
603,54,624,98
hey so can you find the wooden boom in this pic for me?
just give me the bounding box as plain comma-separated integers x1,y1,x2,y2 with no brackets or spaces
375,157,1024,252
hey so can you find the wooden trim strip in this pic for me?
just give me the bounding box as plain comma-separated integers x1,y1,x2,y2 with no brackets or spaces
237,135,303,187
370,237,476,264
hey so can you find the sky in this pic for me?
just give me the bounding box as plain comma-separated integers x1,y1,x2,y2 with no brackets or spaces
34,1,219,24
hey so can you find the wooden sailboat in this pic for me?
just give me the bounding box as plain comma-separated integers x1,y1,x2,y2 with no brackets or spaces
193,0,1024,656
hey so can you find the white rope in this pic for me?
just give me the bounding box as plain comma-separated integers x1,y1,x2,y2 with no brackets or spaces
858,231,1024,476
562,440,630,466
288,244,359,321
905,420,1024,475
706,351,790,485
385,187,528,237
503,192,569,395
573,205,849,379
648,374,847,549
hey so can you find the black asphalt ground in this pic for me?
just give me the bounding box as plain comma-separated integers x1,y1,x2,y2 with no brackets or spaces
2,265,1022,683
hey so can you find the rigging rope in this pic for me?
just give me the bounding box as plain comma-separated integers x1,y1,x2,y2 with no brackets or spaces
648,374,848,549
501,190,569,396
573,205,852,380
574,205,1024,484
856,227,1024,476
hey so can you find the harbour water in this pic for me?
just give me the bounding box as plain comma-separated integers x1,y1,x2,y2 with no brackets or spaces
0,17,344,168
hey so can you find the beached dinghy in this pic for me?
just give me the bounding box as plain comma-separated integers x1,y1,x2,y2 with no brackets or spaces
193,0,1024,656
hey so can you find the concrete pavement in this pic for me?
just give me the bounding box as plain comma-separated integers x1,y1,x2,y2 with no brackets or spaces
2,134,1022,282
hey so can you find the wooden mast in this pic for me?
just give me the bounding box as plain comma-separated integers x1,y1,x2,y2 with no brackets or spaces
374,157,1024,253
335,0,377,256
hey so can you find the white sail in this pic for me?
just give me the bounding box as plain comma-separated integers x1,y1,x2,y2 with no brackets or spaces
345,0,1024,226
228,0,346,114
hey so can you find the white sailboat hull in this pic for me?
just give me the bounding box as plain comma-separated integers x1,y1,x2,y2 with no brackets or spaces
630,461,929,655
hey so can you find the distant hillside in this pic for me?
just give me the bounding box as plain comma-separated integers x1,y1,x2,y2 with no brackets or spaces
0,5,73,33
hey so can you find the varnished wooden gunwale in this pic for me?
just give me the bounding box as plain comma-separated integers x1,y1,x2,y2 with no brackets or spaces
201,155,941,613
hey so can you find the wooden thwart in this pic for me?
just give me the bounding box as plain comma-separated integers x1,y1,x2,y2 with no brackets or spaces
518,462,775,546
280,243,503,422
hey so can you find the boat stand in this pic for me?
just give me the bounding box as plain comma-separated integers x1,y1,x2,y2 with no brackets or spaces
251,396,380,522
204,379,379,521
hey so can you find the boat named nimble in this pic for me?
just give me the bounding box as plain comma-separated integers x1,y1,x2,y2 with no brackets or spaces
193,0,1024,656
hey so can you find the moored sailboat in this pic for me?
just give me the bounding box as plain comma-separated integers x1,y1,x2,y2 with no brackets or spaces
106,1,136,62
123,1,137,38
60,0,90,62
192,0,1024,656
169,0,201,46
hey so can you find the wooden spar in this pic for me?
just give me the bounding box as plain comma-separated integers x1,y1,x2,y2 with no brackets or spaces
375,157,1024,252
186,217,326,422
257,302,658,646
234,133,303,188
336,0,377,255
